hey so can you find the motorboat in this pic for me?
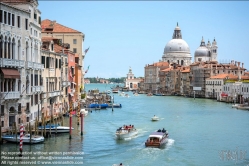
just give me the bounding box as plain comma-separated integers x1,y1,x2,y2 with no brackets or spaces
237,105,249,110
38,124,74,133
107,103,122,108
116,125,138,140
145,129,168,148
88,103,108,109
151,115,159,121
147,93,153,96
112,88,119,93
2,134,44,144
81,108,88,116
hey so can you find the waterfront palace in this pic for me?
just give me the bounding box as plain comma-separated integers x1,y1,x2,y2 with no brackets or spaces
0,0,85,132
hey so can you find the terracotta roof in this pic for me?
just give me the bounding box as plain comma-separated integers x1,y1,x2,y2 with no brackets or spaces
161,68,172,72
241,76,249,80
41,19,81,33
209,74,238,79
181,68,190,73
41,36,57,42
153,61,169,67
245,72,249,76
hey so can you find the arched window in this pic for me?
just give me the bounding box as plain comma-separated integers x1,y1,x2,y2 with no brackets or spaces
18,40,21,60
26,41,29,61
12,38,15,59
8,37,11,59
181,60,184,65
0,35,3,58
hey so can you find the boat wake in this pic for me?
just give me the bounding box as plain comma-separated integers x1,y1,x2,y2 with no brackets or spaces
165,138,175,150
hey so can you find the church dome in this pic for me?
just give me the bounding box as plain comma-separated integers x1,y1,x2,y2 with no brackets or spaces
194,37,210,57
194,46,210,57
164,39,190,54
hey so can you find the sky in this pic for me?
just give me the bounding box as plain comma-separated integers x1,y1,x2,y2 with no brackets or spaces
39,1,249,78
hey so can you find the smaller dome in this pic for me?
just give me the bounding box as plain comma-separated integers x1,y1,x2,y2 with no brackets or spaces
194,46,210,57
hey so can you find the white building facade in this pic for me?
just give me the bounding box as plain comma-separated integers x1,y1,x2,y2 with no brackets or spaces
0,0,43,131
125,67,142,91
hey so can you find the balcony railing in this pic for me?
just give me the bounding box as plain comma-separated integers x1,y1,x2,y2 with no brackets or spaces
62,81,70,87
0,58,25,68
32,86,44,92
0,91,20,100
26,61,33,69
48,91,61,98
25,61,44,70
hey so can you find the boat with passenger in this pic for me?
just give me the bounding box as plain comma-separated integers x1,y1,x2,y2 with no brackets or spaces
145,128,169,148
151,115,159,121
116,125,138,140
2,134,44,144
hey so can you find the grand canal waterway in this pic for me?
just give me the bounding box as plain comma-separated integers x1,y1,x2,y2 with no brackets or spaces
1,83,249,166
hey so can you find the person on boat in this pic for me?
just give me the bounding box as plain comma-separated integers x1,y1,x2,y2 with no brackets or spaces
119,163,123,166
162,128,166,133
157,129,162,132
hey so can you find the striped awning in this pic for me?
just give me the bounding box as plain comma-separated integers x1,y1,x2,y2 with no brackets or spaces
0,68,20,79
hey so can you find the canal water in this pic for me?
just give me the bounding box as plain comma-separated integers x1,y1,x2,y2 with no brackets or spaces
1,83,249,166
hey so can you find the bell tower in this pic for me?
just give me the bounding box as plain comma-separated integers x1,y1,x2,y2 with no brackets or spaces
211,38,218,61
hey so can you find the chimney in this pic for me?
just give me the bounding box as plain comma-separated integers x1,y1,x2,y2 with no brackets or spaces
242,63,244,68
238,62,240,69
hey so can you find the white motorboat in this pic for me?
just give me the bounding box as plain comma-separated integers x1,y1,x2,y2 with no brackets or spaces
151,115,159,121
237,105,249,110
145,129,169,148
231,104,243,108
116,125,138,140
38,124,74,133
81,109,88,116
2,134,44,144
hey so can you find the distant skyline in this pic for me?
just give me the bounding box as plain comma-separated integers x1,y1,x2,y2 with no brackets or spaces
39,1,249,78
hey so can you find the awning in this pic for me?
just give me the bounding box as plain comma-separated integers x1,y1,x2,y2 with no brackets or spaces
221,92,228,97
70,93,74,97
1,68,20,79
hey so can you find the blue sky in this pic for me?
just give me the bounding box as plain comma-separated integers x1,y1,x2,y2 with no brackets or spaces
39,1,249,78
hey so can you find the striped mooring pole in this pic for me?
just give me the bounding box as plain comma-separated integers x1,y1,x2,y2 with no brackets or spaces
19,124,24,157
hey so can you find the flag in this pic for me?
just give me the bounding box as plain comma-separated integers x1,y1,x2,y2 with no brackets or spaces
84,47,90,54
85,65,90,73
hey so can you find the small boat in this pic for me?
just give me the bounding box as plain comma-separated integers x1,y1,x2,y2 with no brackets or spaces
134,93,139,96
116,125,138,140
151,115,159,121
147,93,153,96
88,103,108,109
107,103,122,108
2,134,44,144
38,124,74,133
125,94,129,98
237,105,249,110
112,88,119,93
145,129,169,148
81,108,88,116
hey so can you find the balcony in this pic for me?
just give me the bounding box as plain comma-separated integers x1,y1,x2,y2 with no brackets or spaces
25,61,44,70
33,62,44,70
62,81,70,87
26,61,33,69
48,91,61,98
0,91,20,100
0,58,25,68
32,86,44,93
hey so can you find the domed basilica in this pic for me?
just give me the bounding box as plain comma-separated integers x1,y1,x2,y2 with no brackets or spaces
162,23,192,66
194,37,218,62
